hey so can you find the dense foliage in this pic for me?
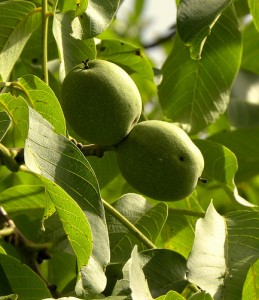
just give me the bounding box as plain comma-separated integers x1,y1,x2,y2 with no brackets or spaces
0,0,259,299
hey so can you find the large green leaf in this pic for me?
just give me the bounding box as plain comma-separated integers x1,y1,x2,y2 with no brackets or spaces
247,0,259,32
209,128,259,182
156,291,185,300
194,139,253,206
0,111,11,141
107,193,168,263
53,10,96,81
241,21,259,74
139,249,188,298
0,0,41,81
0,93,29,139
24,107,110,295
177,0,233,59
97,39,154,81
159,7,242,134
17,74,66,136
0,253,51,299
187,203,259,300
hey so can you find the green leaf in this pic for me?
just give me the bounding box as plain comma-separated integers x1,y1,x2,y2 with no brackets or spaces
159,7,242,134
107,193,168,263
209,128,259,182
241,21,259,74
177,0,233,59
160,212,195,259
0,185,45,214
53,10,96,80
0,253,51,299
71,0,120,39
0,111,11,141
24,107,110,295
248,0,259,32
187,204,259,300
188,291,214,300
75,0,88,16
97,39,154,81
194,139,254,206
0,0,41,81
139,249,188,297
187,203,227,299
0,295,18,300
156,291,185,300
17,74,66,136
242,259,259,299
0,93,29,138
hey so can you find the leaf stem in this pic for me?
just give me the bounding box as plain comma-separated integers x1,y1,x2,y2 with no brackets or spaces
42,0,49,84
102,199,157,250
168,207,205,218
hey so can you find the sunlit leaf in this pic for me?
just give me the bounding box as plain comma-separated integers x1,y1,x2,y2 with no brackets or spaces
139,249,187,298
0,111,11,141
97,39,154,81
156,291,185,300
107,193,168,263
194,139,254,206
0,93,29,138
0,295,18,300
75,0,88,16
187,203,259,300
187,203,227,299
24,107,110,295
0,1,40,81
177,0,233,59
71,0,120,39
242,259,259,300
159,7,242,134
53,11,96,81
17,74,66,136
188,291,214,300
0,254,51,299
247,0,259,32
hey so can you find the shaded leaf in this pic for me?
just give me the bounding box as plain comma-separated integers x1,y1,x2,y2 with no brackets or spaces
24,107,110,295
248,0,259,32
17,74,66,136
159,7,242,134
194,139,253,206
53,10,96,81
0,111,11,141
242,258,259,300
139,249,188,298
177,0,233,59
97,39,154,81
209,128,259,182
71,0,120,39
0,253,51,299
241,21,259,74
0,93,29,138
0,0,41,81
107,193,168,263
187,203,227,299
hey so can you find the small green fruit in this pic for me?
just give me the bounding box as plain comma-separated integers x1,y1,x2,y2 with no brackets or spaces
117,120,204,201
61,59,142,145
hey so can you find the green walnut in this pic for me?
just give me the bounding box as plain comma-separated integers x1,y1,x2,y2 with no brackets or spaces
117,120,204,201
61,59,142,145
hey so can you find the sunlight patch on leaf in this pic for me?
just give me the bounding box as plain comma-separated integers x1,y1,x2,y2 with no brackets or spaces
177,0,233,59
242,258,259,299
0,1,40,81
187,202,227,299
